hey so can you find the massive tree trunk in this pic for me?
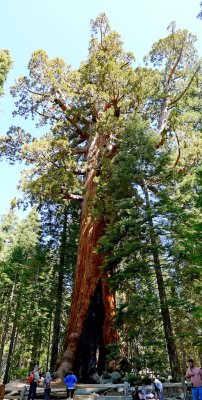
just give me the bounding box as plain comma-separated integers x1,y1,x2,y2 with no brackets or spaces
57,133,118,381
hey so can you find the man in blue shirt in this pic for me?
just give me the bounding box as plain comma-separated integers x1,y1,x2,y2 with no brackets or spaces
64,370,77,400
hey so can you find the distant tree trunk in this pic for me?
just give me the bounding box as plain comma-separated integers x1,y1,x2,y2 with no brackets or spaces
30,326,42,369
198,350,202,367
143,182,182,381
46,317,52,371
0,277,16,369
50,209,68,372
3,301,18,384
57,133,118,381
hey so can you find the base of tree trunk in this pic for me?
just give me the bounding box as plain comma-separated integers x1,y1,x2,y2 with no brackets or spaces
73,279,106,382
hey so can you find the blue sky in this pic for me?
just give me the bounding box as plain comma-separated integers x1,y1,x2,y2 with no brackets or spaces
0,0,201,217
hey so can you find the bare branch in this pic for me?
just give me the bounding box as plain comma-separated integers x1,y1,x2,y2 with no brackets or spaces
169,65,200,107
27,88,51,97
167,47,183,85
71,146,89,155
61,186,83,201
173,131,181,167
35,109,59,121
65,168,87,175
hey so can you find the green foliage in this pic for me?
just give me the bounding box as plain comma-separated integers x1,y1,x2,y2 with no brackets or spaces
10,367,29,380
0,49,12,97
97,114,202,373
0,204,79,379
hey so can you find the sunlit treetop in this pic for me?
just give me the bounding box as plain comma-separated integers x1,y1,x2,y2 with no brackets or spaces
0,49,12,97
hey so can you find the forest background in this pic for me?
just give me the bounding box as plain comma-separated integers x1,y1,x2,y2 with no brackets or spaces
0,0,202,385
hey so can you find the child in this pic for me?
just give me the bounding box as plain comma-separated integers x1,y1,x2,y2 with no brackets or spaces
43,371,52,400
141,383,147,400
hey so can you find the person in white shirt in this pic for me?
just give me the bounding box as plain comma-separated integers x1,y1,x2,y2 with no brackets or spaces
151,377,164,400
28,365,40,400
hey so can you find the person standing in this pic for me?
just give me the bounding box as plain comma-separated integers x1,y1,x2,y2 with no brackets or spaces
64,370,77,400
186,358,202,400
151,377,164,400
43,371,52,400
28,365,40,400
131,384,141,400
141,382,147,400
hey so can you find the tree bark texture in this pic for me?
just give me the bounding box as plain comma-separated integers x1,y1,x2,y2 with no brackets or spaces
57,133,118,380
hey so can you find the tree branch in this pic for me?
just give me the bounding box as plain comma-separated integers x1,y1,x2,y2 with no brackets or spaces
27,88,50,97
173,131,181,167
106,144,119,159
65,168,87,175
71,146,89,155
69,133,89,148
147,184,158,194
60,187,83,201
169,65,200,107
167,47,183,85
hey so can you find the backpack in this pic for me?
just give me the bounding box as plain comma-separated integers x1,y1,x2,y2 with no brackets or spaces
45,379,51,389
28,373,34,384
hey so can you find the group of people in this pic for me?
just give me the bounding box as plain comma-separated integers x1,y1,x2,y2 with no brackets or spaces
132,359,202,400
131,377,164,400
27,367,77,400
27,358,202,400
27,366,52,400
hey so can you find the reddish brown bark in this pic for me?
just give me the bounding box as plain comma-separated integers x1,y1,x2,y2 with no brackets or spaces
57,133,118,379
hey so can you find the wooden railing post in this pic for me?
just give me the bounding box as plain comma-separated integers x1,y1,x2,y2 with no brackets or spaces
0,384,5,400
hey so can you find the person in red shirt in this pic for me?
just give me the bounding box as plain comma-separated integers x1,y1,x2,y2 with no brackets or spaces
186,358,202,400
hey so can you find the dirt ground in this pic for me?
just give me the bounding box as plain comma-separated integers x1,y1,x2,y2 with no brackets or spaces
5,379,65,392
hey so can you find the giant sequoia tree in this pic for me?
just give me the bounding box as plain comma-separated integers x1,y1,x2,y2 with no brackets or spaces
0,15,201,380
5,14,136,379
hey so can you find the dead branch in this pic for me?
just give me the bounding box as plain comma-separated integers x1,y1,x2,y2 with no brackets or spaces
167,47,183,85
61,187,83,201
169,65,200,107
173,131,181,167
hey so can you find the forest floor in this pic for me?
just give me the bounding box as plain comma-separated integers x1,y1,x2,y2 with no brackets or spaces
4,379,66,396
5,379,65,390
